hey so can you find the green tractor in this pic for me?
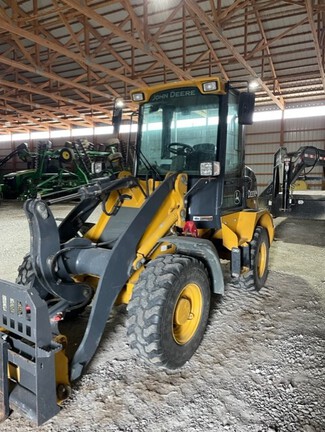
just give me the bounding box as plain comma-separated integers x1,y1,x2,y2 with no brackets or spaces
2,139,123,199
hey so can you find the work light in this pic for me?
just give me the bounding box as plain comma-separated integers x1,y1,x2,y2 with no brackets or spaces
202,81,218,92
132,92,145,102
200,161,220,176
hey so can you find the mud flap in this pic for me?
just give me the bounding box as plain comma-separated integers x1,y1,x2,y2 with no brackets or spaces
0,279,62,425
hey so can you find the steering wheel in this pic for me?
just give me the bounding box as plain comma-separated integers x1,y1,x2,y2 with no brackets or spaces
168,143,193,156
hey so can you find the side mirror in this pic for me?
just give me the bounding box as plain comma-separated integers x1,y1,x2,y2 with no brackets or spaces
112,107,122,135
112,98,124,135
238,92,255,125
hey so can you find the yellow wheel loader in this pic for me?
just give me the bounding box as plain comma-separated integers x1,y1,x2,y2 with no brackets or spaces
0,77,274,425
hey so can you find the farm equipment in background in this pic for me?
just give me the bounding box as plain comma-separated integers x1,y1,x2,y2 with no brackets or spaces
260,145,325,220
0,76,274,425
0,143,31,171
2,139,123,199
0,143,31,202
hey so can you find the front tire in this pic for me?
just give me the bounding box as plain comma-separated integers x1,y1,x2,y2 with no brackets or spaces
127,254,211,369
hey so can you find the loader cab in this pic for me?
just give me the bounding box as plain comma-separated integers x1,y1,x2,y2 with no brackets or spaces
131,77,255,229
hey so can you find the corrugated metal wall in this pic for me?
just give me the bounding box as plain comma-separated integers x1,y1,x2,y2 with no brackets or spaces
245,116,325,193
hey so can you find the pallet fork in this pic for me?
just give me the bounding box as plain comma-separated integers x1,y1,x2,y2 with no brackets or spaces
0,282,60,424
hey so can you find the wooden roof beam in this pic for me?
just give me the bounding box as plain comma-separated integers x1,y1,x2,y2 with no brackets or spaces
0,95,112,130
0,100,74,129
122,0,191,80
186,7,229,80
154,4,184,43
1,2,79,71
0,101,69,129
0,77,112,119
247,17,309,59
0,14,141,88
251,0,285,107
61,0,192,81
0,55,118,103
52,0,84,56
216,0,252,25
81,19,147,87
91,13,130,56
305,0,325,92
184,0,284,110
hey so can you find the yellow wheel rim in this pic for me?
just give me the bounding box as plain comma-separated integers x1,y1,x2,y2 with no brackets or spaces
62,150,70,160
257,242,267,278
173,283,203,345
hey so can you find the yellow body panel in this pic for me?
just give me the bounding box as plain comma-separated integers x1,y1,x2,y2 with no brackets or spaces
214,209,274,250
85,171,150,243
292,180,308,190
133,174,187,270
83,173,187,305
116,267,146,305
81,172,274,304
86,173,186,249
131,76,226,103
8,363,20,382
54,334,70,404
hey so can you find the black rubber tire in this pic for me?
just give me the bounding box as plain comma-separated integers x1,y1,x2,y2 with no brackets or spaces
16,254,50,299
232,226,270,291
127,254,211,369
59,147,74,163
16,254,34,285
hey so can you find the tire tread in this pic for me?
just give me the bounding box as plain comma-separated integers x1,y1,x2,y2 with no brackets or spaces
127,254,209,368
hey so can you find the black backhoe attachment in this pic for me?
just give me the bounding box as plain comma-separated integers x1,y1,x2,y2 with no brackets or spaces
260,145,325,219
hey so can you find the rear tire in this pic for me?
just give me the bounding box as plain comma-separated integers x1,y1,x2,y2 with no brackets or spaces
127,254,211,369
232,226,270,291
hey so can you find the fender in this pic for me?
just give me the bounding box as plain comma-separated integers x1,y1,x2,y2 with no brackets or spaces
159,236,224,295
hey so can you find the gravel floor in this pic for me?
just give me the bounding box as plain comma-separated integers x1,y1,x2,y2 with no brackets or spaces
0,200,324,432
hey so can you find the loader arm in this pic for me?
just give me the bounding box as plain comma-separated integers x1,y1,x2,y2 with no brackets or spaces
68,172,183,380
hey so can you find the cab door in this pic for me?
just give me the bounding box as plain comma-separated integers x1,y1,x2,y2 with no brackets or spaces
221,90,245,212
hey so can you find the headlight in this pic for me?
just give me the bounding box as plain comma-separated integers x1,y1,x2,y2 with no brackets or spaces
92,162,103,174
115,98,125,108
132,92,145,102
202,81,218,92
200,161,220,176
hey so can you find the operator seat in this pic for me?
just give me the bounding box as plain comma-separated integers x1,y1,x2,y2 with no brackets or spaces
170,155,186,171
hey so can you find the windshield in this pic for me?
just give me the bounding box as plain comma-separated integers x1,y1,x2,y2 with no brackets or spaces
136,91,220,177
